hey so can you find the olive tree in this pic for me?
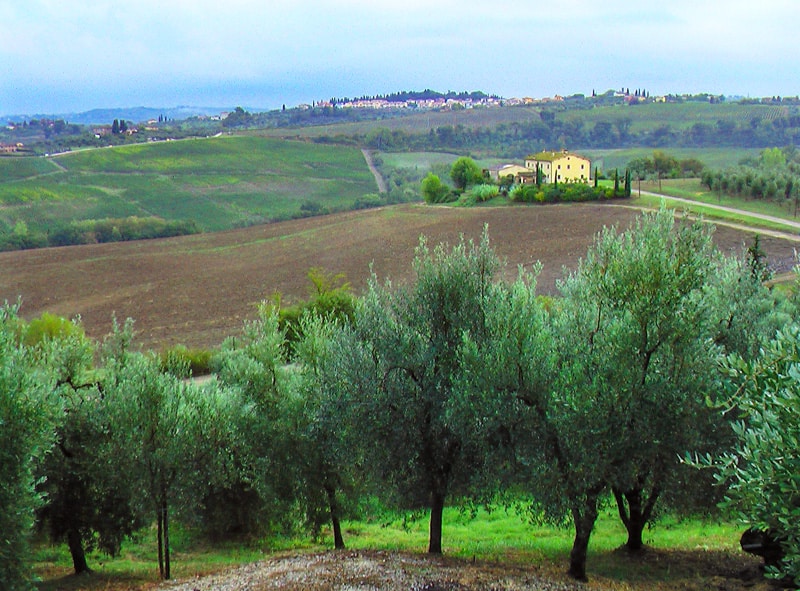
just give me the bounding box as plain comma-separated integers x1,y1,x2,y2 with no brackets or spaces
102,323,244,580
214,305,304,539
706,325,800,584
32,316,141,575
463,209,747,580
562,209,726,554
0,303,59,590
334,231,502,554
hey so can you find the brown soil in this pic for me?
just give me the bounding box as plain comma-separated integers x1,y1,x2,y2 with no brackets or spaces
2,202,797,350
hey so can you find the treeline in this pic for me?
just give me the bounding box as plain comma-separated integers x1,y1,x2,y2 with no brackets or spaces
700,146,800,211
349,115,800,157
4,209,800,589
329,89,497,104
0,216,199,251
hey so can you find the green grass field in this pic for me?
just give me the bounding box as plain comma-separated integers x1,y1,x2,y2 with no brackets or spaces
0,136,378,235
0,156,60,181
560,101,784,133
33,507,744,590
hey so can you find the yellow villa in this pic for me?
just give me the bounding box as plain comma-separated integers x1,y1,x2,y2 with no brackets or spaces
524,149,591,183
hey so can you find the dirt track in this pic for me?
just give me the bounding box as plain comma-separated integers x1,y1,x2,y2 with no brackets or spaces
151,549,772,591
1,203,796,350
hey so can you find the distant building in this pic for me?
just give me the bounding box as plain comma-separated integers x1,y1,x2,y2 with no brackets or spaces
524,149,591,183
486,163,528,182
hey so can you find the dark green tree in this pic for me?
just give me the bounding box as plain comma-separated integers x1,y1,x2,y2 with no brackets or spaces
31,316,141,575
449,156,483,190
421,173,451,204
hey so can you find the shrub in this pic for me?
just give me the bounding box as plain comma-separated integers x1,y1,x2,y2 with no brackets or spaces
472,183,500,202
421,173,453,204
159,344,214,377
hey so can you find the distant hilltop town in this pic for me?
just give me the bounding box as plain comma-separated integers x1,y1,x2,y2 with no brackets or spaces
303,88,800,112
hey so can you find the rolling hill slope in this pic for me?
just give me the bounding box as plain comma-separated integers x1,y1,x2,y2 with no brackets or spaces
1,203,795,350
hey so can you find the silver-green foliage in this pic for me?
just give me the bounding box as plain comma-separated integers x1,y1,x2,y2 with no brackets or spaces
102,323,245,579
462,208,753,580
333,230,503,554
710,326,800,583
0,304,59,590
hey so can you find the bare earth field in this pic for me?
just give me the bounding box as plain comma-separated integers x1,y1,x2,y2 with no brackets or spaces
2,202,798,350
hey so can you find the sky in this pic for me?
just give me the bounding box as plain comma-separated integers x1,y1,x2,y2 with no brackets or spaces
1,0,799,115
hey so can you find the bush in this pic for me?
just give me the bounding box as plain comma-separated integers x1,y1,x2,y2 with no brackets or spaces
23,312,85,348
509,180,625,204
159,344,214,377
421,173,452,204
472,184,500,202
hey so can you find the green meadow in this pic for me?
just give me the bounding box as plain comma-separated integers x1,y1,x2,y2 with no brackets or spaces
0,136,377,235
34,506,743,590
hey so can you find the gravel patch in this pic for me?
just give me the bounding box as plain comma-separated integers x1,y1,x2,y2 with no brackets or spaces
156,550,585,591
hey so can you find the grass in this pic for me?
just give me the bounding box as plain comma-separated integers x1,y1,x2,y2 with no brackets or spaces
33,507,745,590
0,136,378,236
627,179,800,233
34,525,268,591
560,101,781,134
0,156,60,181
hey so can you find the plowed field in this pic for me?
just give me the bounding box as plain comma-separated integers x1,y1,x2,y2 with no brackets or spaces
2,203,796,350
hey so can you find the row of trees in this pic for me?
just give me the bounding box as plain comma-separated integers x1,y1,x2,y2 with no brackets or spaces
0,216,199,252
700,146,800,212
2,209,799,589
354,114,800,158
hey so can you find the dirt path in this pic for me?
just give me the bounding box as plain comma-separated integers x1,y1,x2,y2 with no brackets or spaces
362,148,388,193
153,549,771,591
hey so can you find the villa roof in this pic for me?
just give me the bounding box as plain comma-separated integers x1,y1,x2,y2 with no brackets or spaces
525,150,589,162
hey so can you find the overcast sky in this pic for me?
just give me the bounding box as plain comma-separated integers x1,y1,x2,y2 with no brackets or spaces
1,0,798,115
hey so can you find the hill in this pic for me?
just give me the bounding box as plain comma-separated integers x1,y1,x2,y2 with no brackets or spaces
0,135,380,247
1,203,795,351
0,105,231,126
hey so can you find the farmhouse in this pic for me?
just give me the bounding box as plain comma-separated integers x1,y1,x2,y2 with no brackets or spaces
486,163,528,182
524,150,591,184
